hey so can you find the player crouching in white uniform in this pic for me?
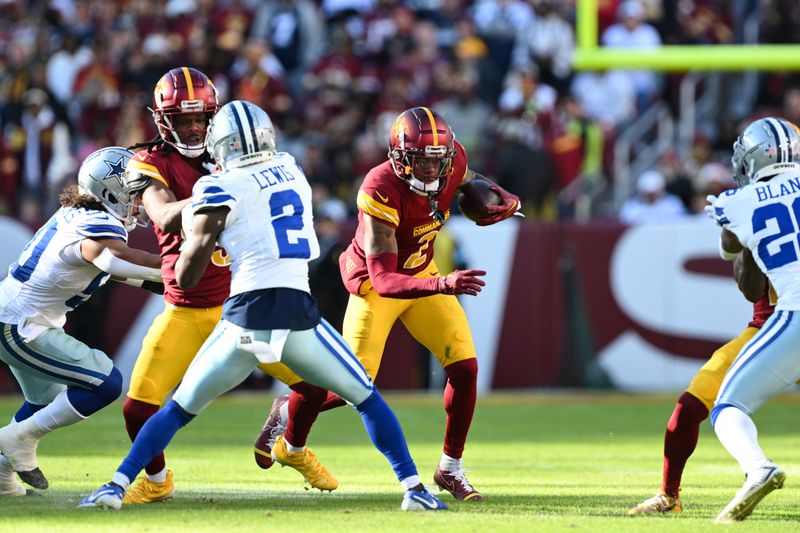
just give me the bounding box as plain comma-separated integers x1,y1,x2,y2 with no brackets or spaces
79,101,447,512
0,147,163,496
709,117,800,523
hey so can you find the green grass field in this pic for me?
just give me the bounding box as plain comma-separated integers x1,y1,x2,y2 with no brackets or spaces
1,392,798,532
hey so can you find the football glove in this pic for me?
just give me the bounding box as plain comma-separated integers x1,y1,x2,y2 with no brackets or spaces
437,269,487,296
142,280,165,294
476,184,521,226
704,194,718,222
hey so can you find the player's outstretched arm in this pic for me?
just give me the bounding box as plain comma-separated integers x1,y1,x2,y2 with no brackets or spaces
175,207,228,289
142,180,192,233
81,238,162,281
460,169,521,226
364,215,486,298
734,248,767,303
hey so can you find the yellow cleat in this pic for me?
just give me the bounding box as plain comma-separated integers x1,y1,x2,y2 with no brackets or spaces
122,470,175,504
628,492,683,515
272,436,338,491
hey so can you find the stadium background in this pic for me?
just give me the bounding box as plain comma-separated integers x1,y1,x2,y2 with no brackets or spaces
0,0,797,395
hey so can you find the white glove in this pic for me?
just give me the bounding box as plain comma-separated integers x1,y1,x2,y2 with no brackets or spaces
704,194,718,222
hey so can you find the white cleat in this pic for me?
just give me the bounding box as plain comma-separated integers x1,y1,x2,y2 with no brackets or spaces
0,423,47,489
401,487,448,511
715,463,785,523
78,483,125,510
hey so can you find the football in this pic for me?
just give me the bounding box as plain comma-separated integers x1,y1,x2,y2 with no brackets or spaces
456,177,502,222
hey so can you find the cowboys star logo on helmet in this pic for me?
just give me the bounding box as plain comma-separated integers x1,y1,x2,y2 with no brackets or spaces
103,157,128,188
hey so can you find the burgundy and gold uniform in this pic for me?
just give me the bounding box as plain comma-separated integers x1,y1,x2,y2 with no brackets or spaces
338,141,477,378
129,149,229,307
342,141,467,295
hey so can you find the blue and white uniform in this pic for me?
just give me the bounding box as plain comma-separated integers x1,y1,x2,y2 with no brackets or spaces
713,172,800,416
0,208,123,403
173,152,372,413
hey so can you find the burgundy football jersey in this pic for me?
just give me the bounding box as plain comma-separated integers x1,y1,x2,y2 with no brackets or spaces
128,149,230,308
340,142,468,295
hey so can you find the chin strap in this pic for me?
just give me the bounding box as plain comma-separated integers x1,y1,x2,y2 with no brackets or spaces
427,193,444,224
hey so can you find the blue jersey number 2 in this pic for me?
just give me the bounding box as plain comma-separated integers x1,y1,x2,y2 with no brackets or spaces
752,199,800,269
270,189,311,259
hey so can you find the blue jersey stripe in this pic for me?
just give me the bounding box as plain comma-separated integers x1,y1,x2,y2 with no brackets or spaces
193,194,235,208
78,224,126,236
10,218,59,283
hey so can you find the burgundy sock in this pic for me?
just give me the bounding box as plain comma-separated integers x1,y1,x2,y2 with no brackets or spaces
442,358,478,459
319,391,346,412
284,382,327,447
123,396,165,476
662,392,709,498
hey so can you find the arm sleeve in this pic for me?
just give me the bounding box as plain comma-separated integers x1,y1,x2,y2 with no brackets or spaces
367,252,440,299
91,248,162,282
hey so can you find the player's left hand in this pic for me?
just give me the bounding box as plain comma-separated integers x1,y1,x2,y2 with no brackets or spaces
704,194,718,222
476,185,521,226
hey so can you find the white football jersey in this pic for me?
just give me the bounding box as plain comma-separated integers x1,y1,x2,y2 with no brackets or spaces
0,207,125,338
190,152,320,297
715,172,800,310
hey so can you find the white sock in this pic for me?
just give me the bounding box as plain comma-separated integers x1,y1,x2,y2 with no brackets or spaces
714,406,770,474
17,391,85,439
111,471,131,490
0,455,12,477
439,453,461,472
400,475,422,491
284,438,304,453
146,467,168,483
279,400,289,426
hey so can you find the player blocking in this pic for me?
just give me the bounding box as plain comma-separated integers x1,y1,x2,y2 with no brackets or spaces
78,100,448,512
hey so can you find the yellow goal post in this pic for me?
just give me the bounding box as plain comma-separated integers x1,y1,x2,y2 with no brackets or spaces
573,0,800,71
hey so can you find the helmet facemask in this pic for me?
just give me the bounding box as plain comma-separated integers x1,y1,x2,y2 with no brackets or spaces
388,107,456,200
152,108,214,158
392,145,454,196
151,67,220,158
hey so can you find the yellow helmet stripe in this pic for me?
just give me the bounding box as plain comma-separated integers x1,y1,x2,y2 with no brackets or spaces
181,67,195,100
421,107,438,146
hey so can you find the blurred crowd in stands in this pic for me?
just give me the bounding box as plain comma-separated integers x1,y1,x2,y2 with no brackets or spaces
1,0,800,231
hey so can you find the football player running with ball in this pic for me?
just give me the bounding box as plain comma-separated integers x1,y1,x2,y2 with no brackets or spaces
0,147,162,496
254,106,521,502
79,100,448,512
121,68,335,503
